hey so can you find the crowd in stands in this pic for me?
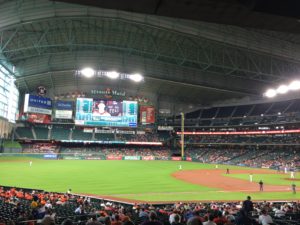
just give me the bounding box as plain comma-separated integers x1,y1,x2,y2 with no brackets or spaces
19,143,300,169
116,134,161,142
185,147,300,169
0,186,300,225
22,144,59,154
60,147,171,158
185,134,300,145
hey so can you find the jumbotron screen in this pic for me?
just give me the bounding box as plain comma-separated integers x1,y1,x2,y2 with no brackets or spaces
75,98,137,127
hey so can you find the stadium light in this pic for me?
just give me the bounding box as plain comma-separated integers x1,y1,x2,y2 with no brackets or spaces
106,71,119,79
288,80,300,91
276,85,289,94
129,73,143,82
81,68,95,78
264,89,277,98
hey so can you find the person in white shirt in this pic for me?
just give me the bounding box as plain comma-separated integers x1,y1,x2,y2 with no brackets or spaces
249,173,253,182
291,171,295,179
29,161,32,167
258,210,273,225
179,165,182,170
274,206,285,218
169,212,180,224
45,200,52,209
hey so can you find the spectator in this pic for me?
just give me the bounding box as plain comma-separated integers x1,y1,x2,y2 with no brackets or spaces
258,209,273,225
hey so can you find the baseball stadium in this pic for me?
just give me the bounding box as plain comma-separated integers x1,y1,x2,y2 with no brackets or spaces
0,0,300,225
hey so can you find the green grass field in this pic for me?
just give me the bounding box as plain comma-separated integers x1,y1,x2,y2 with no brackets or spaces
0,157,299,202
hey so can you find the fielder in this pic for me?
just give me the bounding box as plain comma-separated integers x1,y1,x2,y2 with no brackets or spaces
29,161,32,167
179,165,182,170
291,171,295,179
249,173,253,182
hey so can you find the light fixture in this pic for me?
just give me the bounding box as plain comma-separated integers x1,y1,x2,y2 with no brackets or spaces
129,73,143,82
106,71,119,79
81,68,95,78
289,80,300,91
264,89,277,98
276,85,289,94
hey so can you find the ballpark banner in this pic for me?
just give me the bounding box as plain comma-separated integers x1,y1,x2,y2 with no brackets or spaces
171,157,182,161
55,101,73,119
124,156,141,160
142,156,155,161
140,106,155,124
106,155,122,160
24,94,52,115
27,113,51,124
44,154,57,159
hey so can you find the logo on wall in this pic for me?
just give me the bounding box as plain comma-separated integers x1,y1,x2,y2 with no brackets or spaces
90,88,126,98
37,86,47,96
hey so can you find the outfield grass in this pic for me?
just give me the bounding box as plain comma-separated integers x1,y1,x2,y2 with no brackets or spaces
0,157,299,202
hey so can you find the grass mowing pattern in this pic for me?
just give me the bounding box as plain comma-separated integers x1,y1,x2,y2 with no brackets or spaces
0,158,299,201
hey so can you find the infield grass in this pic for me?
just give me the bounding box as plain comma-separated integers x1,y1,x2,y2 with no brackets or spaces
0,157,299,202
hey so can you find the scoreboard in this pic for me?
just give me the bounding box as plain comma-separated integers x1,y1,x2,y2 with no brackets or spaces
75,98,137,127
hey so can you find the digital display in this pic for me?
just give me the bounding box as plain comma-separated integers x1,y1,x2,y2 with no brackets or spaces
75,98,137,127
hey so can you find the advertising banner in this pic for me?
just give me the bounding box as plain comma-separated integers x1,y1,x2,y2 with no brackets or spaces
142,156,155,161
55,101,73,110
63,156,82,160
27,113,51,124
44,154,57,159
24,94,52,115
55,101,73,119
124,156,141,160
85,157,104,160
186,157,192,161
140,106,155,124
106,155,122,160
171,157,182,161
55,110,73,119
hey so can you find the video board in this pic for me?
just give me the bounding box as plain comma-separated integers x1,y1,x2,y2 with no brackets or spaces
75,98,137,127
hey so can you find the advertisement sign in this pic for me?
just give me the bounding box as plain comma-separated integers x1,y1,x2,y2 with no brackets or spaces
44,154,57,159
75,98,137,127
54,101,73,119
124,156,141,160
63,156,82,160
27,113,51,124
85,157,103,160
24,94,52,115
106,155,122,160
186,157,192,161
140,106,155,124
171,157,182,161
55,101,73,110
55,110,73,119
142,156,155,161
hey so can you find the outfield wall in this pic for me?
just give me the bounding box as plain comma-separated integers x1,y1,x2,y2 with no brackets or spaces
0,152,289,170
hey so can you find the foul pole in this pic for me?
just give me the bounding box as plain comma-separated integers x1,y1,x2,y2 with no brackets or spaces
181,112,185,160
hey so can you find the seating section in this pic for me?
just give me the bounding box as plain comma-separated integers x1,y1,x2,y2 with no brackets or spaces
15,127,33,139
72,129,92,140
162,98,300,127
94,133,114,141
34,127,49,140
51,126,70,140
185,146,300,168
0,186,299,225
185,133,300,145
